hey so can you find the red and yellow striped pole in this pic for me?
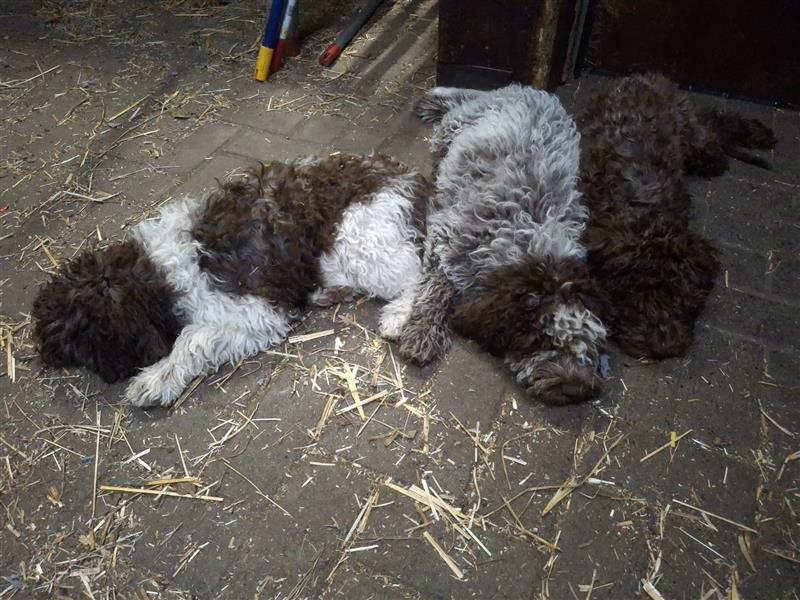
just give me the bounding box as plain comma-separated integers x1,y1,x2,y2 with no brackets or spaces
254,0,287,82
271,0,298,73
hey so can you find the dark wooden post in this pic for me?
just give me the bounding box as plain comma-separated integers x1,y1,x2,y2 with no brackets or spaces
436,0,579,90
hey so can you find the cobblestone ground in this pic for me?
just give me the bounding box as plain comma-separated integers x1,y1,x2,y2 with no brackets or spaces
1,2,798,599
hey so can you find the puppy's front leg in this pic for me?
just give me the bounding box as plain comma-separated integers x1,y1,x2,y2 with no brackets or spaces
379,278,418,339
398,256,455,365
125,325,242,408
126,314,288,408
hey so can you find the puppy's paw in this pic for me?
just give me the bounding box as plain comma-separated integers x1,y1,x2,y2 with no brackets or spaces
398,320,450,365
125,377,163,408
739,118,777,149
379,314,406,339
310,286,354,308
379,299,413,339
125,364,182,408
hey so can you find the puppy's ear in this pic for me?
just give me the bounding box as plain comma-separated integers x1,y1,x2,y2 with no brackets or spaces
32,278,87,368
135,320,178,367
453,287,517,355
93,343,129,383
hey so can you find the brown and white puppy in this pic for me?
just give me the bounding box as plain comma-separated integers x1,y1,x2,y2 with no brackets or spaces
33,154,429,407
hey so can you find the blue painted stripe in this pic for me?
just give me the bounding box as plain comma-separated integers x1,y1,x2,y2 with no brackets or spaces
262,0,287,49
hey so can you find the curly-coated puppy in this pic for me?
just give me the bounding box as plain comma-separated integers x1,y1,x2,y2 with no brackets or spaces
575,73,775,358
581,211,719,358
33,154,428,407
398,85,607,405
578,73,776,219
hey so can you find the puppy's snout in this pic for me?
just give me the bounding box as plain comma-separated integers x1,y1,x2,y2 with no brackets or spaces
529,355,601,405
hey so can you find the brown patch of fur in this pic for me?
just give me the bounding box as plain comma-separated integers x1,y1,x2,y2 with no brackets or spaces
452,257,606,357
577,74,691,220
577,73,776,221
32,240,182,383
193,154,423,309
582,210,720,358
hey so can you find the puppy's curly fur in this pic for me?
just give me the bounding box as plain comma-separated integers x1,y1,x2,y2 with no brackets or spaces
399,85,607,405
452,257,610,404
194,155,420,308
32,241,182,383
33,154,428,407
582,210,720,358
575,73,775,358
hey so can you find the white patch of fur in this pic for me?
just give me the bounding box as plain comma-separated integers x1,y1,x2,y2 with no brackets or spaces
317,173,424,337
128,197,291,407
545,303,606,366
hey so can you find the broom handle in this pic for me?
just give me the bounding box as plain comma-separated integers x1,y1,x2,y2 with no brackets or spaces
319,0,384,67
279,0,298,41
271,0,298,72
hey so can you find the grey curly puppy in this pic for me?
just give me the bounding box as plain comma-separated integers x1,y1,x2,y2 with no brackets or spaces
398,85,607,405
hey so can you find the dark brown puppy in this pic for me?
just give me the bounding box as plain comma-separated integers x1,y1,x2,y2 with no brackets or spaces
575,73,775,358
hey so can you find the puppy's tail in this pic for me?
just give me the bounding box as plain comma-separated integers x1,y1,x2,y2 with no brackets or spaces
413,87,483,123
703,108,777,169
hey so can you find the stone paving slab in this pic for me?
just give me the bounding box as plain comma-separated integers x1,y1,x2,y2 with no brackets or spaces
222,99,307,136
357,513,544,600
703,288,799,351
543,495,654,598
291,115,352,145
614,326,766,453
323,560,426,599
470,417,576,545
223,127,324,163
